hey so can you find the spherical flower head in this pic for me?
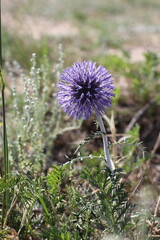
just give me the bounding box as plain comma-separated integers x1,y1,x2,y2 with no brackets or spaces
57,61,115,119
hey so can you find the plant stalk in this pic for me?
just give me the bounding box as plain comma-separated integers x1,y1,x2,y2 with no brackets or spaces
0,2,10,225
1,69,10,225
0,71,9,178
96,114,115,172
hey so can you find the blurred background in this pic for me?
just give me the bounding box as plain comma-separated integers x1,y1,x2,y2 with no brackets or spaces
2,0,160,65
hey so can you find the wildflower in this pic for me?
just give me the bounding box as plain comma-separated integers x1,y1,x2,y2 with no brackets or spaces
57,60,115,172
57,61,114,119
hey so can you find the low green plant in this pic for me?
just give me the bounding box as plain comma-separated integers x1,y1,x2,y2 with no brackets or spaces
130,51,160,102
0,162,135,239
119,125,147,173
98,54,130,75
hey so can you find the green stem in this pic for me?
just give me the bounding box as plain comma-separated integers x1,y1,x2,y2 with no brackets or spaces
0,4,10,223
1,1,10,225
1,71,9,176
1,69,10,225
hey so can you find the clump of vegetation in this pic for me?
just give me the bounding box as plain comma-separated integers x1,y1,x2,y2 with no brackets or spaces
0,163,135,239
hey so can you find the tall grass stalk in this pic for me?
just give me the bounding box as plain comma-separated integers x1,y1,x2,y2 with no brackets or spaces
0,4,10,225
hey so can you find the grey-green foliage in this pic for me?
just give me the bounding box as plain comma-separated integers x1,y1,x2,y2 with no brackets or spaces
5,47,81,171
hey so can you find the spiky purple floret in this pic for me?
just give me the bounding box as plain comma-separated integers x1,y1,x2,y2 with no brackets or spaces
57,61,115,119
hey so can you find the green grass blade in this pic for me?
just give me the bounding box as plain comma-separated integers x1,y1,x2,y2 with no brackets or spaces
0,4,10,225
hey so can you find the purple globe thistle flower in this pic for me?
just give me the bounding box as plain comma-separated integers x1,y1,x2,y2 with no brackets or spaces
57,61,115,120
